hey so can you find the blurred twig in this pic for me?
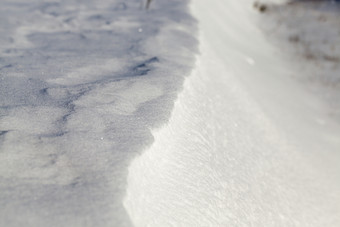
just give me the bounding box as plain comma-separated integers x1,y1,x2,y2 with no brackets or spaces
146,0,153,9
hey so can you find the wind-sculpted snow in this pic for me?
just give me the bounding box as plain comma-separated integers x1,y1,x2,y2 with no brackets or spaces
125,0,340,226
0,0,197,226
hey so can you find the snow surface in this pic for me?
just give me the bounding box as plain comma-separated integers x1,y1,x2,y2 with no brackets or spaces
0,0,197,226
125,0,340,226
1,0,340,226
256,0,340,122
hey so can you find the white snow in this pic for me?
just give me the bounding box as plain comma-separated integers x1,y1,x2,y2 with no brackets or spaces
1,0,340,226
124,0,340,226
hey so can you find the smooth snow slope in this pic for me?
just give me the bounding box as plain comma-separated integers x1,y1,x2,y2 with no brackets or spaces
125,0,340,226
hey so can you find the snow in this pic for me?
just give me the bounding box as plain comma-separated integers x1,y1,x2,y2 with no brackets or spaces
124,0,340,226
1,0,340,226
0,0,196,226
255,0,340,122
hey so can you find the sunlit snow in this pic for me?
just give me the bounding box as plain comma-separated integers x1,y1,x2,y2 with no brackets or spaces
0,0,339,226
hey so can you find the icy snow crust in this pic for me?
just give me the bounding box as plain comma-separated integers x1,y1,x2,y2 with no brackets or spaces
0,0,197,226
125,0,340,226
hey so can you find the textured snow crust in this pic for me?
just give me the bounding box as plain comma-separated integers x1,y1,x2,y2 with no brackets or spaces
0,0,197,226
125,0,340,226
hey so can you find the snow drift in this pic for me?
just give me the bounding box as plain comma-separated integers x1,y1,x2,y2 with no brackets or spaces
124,0,340,226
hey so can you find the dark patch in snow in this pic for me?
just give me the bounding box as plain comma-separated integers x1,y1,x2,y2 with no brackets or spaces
0,131,9,136
0,64,13,70
132,57,159,76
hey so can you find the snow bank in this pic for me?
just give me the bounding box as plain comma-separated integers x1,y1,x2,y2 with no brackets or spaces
124,0,340,226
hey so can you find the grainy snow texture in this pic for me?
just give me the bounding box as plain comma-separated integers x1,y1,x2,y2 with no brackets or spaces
0,0,197,226
125,0,340,226
1,0,340,226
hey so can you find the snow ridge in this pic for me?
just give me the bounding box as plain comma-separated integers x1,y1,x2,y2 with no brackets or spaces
125,0,340,226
